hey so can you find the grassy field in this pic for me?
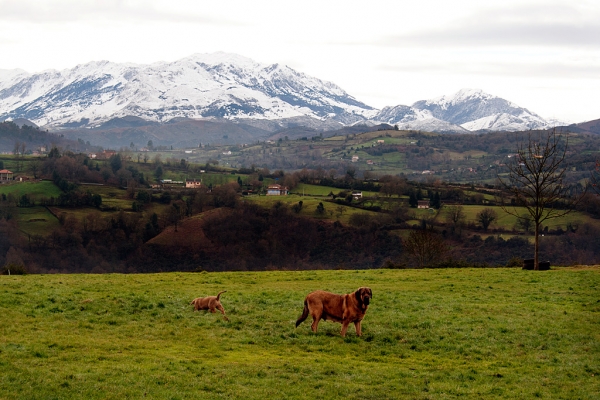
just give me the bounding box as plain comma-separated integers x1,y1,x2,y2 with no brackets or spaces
1,268,598,399
0,180,62,200
15,206,61,237
245,193,378,225
439,205,600,232
291,183,379,198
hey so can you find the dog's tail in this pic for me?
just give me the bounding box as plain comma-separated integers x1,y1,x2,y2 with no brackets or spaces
216,290,227,300
295,299,309,328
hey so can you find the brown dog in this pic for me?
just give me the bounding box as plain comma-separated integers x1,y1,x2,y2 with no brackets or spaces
295,287,372,337
190,291,229,321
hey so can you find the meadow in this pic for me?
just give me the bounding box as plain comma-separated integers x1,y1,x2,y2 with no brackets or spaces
1,268,598,399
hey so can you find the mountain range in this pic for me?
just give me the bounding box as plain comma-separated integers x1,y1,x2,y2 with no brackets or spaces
0,52,577,148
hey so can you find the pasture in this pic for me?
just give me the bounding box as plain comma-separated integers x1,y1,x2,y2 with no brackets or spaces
1,268,598,399
0,180,62,200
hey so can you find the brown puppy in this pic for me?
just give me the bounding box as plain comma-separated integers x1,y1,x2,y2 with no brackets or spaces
296,287,372,337
190,290,229,321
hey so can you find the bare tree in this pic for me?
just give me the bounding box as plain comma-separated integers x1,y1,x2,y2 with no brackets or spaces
476,208,498,231
445,205,466,235
515,213,533,233
403,229,447,268
498,129,583,270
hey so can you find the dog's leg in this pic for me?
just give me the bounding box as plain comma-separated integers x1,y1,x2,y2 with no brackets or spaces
341,320,351,337
354,321,362,336
309,303,322,333
216,304,229,321
311,316,320,333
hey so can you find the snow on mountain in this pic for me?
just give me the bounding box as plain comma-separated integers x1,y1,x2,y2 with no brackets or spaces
1,53,561,135
373,104,468,133
373,88,558,132
411,88,551,131
0,52,374,128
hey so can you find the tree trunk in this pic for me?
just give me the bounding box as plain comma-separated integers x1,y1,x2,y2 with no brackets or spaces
534,222,540,271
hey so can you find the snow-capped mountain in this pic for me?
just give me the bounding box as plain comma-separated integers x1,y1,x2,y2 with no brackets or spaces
375,89,557,132
0,53,375,128
0,53,561,134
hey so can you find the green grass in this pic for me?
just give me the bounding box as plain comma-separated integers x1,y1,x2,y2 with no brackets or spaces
0,180,62,200
246,194,380,224
15,206,61,236
1,268,598,399
440,205,600,231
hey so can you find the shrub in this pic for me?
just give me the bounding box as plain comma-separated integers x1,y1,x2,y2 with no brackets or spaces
1,263,27,275
505,257,523,268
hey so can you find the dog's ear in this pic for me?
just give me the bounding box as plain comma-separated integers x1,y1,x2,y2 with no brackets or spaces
367,288,372,298
355,289,362,303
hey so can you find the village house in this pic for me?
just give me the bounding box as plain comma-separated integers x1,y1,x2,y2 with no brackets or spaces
185,179,202,189
266,184,289,196
352,191,363,200
377,139,385,144
351,155,359,163
96,150,116,160
417,200,430,209
0,169,14,181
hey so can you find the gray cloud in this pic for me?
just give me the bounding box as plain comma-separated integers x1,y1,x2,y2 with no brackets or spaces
0,0,243,25
379,61,600,79
381,4,600,48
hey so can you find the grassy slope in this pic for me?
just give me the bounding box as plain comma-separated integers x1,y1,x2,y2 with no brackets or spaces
0,180,62,200
1,268,598,399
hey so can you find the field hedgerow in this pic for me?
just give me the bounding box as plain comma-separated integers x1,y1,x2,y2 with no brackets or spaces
0,267,598,399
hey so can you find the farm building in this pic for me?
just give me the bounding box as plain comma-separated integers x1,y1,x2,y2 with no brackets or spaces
417,200,430,209
266,184,288,196
185,179,202,189
0,169,13,181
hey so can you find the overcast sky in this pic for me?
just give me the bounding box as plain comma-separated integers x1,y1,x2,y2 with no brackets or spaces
0,0,598,123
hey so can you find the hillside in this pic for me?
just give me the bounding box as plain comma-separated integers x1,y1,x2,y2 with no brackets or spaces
560,118,600,135
0,121,91,153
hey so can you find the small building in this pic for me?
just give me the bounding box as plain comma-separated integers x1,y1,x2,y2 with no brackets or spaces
417,200,430,209
352,191,363,199
266,184,288,196
160,179,184,187
377,139,385,144
366,160,374,165
0,169,13,181
96,150,116,160
351,155,359,163
185,179,202,189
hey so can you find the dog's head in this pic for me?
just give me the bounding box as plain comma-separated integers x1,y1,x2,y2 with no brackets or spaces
355,287,373,306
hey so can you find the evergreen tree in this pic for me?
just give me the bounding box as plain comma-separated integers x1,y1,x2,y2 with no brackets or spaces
409,192,418,208
432,192,441,209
